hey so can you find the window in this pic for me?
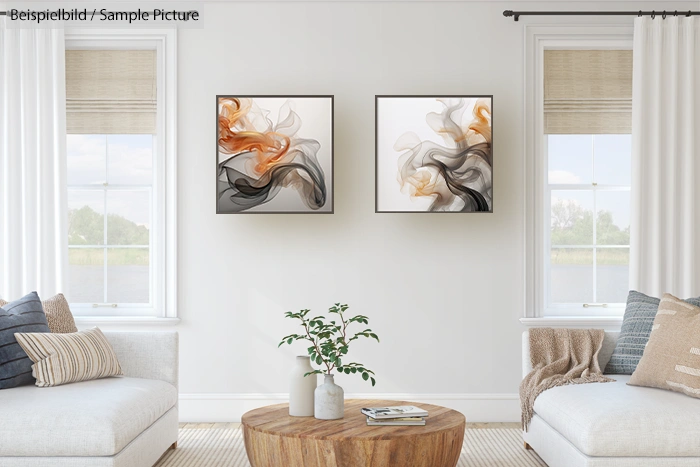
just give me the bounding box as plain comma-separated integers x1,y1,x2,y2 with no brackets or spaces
542,49,632,316
523,26,634,322
546,134,631,313
67,134,154,310
65,30,177,319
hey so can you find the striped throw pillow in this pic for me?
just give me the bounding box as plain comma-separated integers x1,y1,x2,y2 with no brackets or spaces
14,327,123,387
0,292,50,389
0,293,77,334
629,294,700,399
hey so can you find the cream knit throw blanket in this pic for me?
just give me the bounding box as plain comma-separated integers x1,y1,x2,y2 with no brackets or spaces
520,328,614,431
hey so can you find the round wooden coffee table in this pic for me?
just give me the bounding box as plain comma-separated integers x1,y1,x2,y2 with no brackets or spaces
241,399,465,467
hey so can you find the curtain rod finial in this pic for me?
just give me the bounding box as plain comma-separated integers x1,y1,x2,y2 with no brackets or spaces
503,10,520,21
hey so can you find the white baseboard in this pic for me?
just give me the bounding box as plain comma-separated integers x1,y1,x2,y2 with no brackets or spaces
178,393,520,423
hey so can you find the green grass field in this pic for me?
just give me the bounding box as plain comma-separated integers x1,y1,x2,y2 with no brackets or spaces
68,248,149,266
551,248,629,266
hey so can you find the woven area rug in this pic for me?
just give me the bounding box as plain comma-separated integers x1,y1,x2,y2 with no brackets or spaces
156,425,546,467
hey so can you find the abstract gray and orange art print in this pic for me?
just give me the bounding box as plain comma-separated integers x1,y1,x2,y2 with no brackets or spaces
376,96,493,213
216,96,334,214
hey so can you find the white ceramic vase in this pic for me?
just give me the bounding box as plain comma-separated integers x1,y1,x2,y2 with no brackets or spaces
289,356,317,417
314,374,344,420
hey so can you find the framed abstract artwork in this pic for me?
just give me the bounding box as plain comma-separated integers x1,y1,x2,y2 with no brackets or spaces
216,95,334,214
375,96,493,213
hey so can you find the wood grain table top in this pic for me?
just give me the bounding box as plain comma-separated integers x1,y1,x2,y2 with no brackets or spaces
241,399,466,441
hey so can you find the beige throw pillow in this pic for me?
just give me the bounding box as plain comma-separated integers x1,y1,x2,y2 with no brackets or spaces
14,327,123,387
0,293,77,333
629,293,700,398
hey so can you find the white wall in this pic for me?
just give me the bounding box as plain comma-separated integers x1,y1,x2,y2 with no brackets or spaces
105,0,697,422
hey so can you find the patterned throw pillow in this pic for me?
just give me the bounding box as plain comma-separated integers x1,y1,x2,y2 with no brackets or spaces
0,293,77,334
0,292,51,389
15,327,123,387
629,294,700,398
605,291,700,374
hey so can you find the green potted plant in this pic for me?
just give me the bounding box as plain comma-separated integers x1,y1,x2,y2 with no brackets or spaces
279,303,380,420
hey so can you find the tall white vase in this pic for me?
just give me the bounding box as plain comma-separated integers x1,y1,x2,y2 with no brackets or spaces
289,356,316,417
314,374,344,420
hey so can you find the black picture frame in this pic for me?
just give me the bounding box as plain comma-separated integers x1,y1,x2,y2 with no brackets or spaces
216,95,335,214
375,95,493,214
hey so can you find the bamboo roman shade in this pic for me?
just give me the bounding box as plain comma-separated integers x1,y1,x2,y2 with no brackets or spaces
66,50,156,134
544,50,632,134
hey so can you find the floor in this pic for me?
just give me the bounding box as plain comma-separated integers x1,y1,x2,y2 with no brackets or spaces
179,422,522,429
157,422,545,467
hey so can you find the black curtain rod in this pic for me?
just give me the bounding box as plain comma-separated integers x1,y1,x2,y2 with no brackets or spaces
504,10,700,22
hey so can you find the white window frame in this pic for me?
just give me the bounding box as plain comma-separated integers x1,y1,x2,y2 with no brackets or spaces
65,29,178,323
522,25,632,328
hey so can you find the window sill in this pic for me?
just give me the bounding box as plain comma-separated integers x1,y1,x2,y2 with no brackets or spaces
520,316,622,330
74,316,180,327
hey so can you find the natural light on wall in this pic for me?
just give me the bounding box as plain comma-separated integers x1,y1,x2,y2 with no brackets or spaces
544,50,632,315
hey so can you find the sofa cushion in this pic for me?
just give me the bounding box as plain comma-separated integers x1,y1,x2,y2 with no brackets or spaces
16,327,123,387
0,292,51,389
605,291,700,375
38,293,78,333
0,293,78,334
629,294,700,399
0,376,177,456
533,375,700,457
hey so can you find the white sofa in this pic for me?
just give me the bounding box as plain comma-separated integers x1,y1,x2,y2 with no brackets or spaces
522,331,700,467
0,331,179,467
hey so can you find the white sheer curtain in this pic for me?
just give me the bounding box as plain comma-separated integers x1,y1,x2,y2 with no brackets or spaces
0,20,68,300
630,17,700,297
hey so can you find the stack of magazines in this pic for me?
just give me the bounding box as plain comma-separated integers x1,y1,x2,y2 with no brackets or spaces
361,405,428,426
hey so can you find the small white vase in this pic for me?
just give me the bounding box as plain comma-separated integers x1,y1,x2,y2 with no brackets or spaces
289,356,317,417
314,374,344,420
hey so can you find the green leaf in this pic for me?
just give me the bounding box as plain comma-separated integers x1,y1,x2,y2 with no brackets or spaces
344,367,351,374
316,355,323,365
370,377,376,386
287,337,293,345
335,358,342,367
362,372,369,381
351,368,357,374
